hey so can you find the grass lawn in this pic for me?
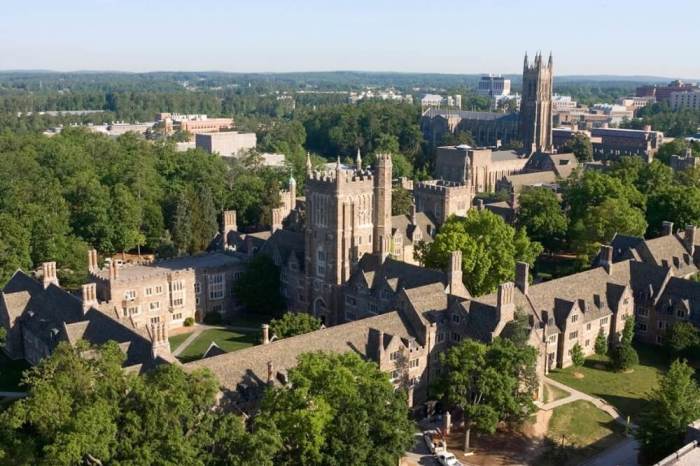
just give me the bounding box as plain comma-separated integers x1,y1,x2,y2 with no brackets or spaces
176,328,258,363
543,382,570,403
534,255,582,282
548,343,668,421
0,352,30,392
538,400,625,466
168,333,191,352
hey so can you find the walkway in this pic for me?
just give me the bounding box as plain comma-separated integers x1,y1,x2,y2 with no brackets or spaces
0,391,27,399
171,324,261,357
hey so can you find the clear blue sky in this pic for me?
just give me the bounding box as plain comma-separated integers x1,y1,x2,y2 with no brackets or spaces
1,0,698,78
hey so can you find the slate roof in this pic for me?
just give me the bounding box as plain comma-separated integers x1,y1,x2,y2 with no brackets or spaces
391,212,435,244
501,171,557,191
350,255,446,293
423,108,519,122
184,311,416,393
608,232,699,277
91,252,244,281
260,229,305,271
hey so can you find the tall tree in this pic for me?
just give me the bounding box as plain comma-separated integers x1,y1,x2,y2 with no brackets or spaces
562,132,593,162
516,187,568,252
417,210,543,296
269,313,322,339
636,360,700,463
259,352,414,466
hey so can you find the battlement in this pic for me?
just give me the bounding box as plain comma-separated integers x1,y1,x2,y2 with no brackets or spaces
306,168,375,185
415,180,470,193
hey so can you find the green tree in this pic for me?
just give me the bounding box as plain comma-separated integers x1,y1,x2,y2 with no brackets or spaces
636,360,700,463
647,185,700,236
391,186,413,216
435,338,538,452
269,313,322,339
417,210,543,296
594,328,608,355
611,317,638,371
0,213,32,286
663,321,699,359
516,187,568,252
233,254,285,316
260,351,414,466
562,132,593,162
570,343,585,367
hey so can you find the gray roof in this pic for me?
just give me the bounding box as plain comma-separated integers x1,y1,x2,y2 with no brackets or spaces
391,212,435,244
92,252,244,281
350,255,446,294
260,229,306,271
423,108,519,122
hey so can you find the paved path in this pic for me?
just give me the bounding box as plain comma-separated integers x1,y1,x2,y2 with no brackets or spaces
0,391,27,399
581,437,639,466
171,324,261,356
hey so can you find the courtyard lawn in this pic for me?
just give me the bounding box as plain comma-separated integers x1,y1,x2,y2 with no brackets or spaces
543,382,570,404
548,343,668,421
538,400,625,466
168,333,191,352
176,328,258,363
0,352,30,392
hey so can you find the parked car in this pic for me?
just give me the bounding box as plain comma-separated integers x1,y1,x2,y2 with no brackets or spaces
422,430,438,453
436,451,462,466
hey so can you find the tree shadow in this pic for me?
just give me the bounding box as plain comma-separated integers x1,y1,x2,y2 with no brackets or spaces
535,418,628,466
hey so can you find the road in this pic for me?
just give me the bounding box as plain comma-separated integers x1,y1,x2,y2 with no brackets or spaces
402,433,439,466
581,437,639,466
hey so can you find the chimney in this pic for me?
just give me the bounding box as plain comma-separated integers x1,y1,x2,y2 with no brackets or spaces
377,235,388,263
599,244,613,274
262,323,270,345
496,282,515,323
643,125,652,132
684,225,696,256
447,250,470,298
271,207,283,234
150,321,170,359
81,283,97,314
376,330,385,362
267,360,274,384
222,210,237,249
476,198,484,211
41,262,59,289
411,203,417,226
87,249,99,272
108,260,119,280
662,221,674,236
515,262,529,295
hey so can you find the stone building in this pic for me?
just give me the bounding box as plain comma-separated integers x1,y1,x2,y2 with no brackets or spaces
1,264,175,369
421,108,519,148
670,148,700,172
195,131,257,158
88,249,247,327
553,126,664,163
434,145,529,192
414,179,473,226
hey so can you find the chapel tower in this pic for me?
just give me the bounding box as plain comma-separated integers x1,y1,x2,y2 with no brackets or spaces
519,52,554,154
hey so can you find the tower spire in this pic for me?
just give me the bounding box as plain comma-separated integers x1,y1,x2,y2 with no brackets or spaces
524,52,529,69
335,155,342,171
306,152,312,174
355,148,362,170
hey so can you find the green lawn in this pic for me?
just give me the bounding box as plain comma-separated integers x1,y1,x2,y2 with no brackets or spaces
548,344,668,421
543,382,570,404
168,332,192,352
538,400,625,466
0,352,30,392
176,328,258,363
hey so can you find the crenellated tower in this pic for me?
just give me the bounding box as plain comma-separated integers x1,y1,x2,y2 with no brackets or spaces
519,52,553,154
373,153,392,260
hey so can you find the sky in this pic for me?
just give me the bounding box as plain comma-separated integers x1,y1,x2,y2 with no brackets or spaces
1,0,699,78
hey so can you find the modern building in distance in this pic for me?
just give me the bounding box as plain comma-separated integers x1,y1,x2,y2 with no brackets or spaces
636,80,699,103
420,94,462,111
195,131,257,157
477,75,511,108
671,90,700,111
553,125,664,162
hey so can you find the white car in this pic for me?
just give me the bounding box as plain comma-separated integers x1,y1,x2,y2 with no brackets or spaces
436,451,462,466
423,430,438,453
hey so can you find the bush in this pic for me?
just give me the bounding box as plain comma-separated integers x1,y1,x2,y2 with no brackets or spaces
203,311,223,325
594,329,608,355
570,343,585,367
183,317,195,327
269,312,322,339
612,343,638,371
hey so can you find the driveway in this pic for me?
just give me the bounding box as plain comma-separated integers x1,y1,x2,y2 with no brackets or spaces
403,433,439,466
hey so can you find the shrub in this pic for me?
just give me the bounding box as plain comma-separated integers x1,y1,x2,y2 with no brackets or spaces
183,317,195,327
594,329,608,355
570,343,585,367
203,311,223,325
612,343,638,371
269,313,322,339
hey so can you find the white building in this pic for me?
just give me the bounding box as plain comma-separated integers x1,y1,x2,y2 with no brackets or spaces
552,95,577,112
195,132,257,158
671,90,700,111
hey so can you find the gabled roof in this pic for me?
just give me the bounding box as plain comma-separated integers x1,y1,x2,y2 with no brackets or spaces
349,255,446,294
391,212,435,244
260,229,305,271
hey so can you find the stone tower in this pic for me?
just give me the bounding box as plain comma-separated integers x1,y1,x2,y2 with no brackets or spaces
303,154,392,324
373,153,392,259
519,52,553,154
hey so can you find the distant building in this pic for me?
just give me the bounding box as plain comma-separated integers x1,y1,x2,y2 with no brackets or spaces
671,90,700,111
434,145,529,192
552,95,577,112
670,148,700,172
420,94,462,111
195,131,257,157
477,75,511,101
636,80,699,103
553,126,663,163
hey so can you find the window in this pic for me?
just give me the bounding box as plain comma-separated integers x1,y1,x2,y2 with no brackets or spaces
390,370,400,381
600,317,609,326
569,331,578,340
409,359,419,369
317,250,326,261
145,287,153,297
316,264,325,276
437,332,445,343
150,316,160,324
390,351,401,361
658,320,664,329
195,296,200,306
149,302,160,311
124,290,136,301
585,339,590,347
676,309,686,318
639,322,648,333
173,297,184,307
451,332,462,342
194,282,201,294
170,281,184,292
208,273,225,300
155,285,164,295
548,335,556,343
234,272,241,280
452,314,460,323
123,306,139,317
637,307,649,317
173,313,183,320
586,323,591,331
571,314,579,323
656,335,663,344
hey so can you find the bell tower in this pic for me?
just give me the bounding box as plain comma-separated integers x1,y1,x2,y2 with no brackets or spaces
519,52,553,154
